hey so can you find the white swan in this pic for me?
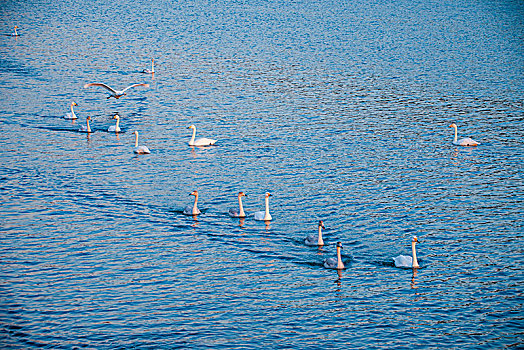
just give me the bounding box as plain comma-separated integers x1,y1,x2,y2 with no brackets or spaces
449,123,479,146
254,192,272,221
108,114,121,132
11,26,19,36
324,241,345,269
133,130,150,154
78,116,92,133
229,192,247,218
64,101,78,120
393,236,420,268
141,58,155,74
187,125,217,146
84,82,149,99
183,190,201,215
305,221,325,246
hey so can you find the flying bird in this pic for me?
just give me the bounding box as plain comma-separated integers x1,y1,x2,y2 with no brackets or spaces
84,83,149,99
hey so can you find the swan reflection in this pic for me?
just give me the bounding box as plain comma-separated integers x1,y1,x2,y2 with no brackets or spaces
411,269,418,289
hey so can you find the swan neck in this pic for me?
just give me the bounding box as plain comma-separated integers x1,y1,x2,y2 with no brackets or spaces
193,193,199,213
151,60,155,72
86,118,91,133
337,246,344,269
70,104,75,115
412,241,419,268
318,225,324,245
264,196,270,215
190,128,196,144
116,118,120,128
453,126,458,143
134,132,139,147
238,196,245,216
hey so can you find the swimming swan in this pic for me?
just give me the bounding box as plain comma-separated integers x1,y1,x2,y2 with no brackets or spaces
254,192,272,221
79,116,92,133
108,114,121,132
305,220,325,246
141,58,155,74
393,236,420,268
84,82,149,99
64,102,78,120
183,190,201,215
324,241,345,269
449,123,479,146
187,125,217,146
11,26,19,36
229,192,247,218
133,130,150,154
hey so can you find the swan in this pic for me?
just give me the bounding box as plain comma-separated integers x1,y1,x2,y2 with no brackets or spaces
64,102,78,120
78,116,92,133
108,114,121,132
84,82,149,99
393,236,420,268
449,123,479,146
187,125,217,146
183,190,201,215
141,58,155,74
254,192,272,221
133,130,150,154
305,221,326,246
11,26,19,36
324,241,345,269
229,192,247,218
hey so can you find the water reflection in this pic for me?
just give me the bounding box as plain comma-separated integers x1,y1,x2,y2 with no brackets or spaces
411,269,418,289
238,217,245,228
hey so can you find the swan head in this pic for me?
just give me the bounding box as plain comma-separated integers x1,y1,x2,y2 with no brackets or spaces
86,116,91,121
449,123,457,129
113,114,120,120
133,130,138,136
14,26,18,29
238,191,246,197
336,241,343,249
265,192,272,198
190,190,198,197
188,125,196,130
412,236,418,243
318,220,325,229
71,102,77,106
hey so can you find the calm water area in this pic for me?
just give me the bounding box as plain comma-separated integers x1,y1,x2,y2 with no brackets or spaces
1,0,523,348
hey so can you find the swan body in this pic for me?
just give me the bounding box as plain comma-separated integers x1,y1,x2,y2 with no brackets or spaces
11,26,19,36
229,192,247,218
324,241,345,269
133,130,150,154
64,102,78,119
393,236,420,268
254,192,272,221
305,221,325,246
79,116,92,133
141,58,155,74
108,114,121,132
187,125,217,146
449,123,479,146
84,82,149,99
183,190,201,215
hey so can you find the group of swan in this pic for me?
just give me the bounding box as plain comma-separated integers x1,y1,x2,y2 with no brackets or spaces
183,190,421,270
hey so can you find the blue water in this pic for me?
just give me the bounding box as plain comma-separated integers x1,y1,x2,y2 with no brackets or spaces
1,0,523,348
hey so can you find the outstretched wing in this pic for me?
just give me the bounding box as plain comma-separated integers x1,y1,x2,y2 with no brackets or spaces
84,83,117,94
122,83,149,93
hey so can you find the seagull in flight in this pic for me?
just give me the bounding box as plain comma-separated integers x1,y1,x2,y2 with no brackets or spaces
84,82,149,99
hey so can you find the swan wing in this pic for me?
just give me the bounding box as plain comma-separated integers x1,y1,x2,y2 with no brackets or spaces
229,208,239,217
458,137,479,146
304,234,316,246
194,138,217,146
254,211,265,220
84,83,117,94
324,258,337,269
134,146,150,154
122,83,149,93
393,255,412,268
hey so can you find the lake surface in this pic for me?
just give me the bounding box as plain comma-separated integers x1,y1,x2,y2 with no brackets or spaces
1,0,523,348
